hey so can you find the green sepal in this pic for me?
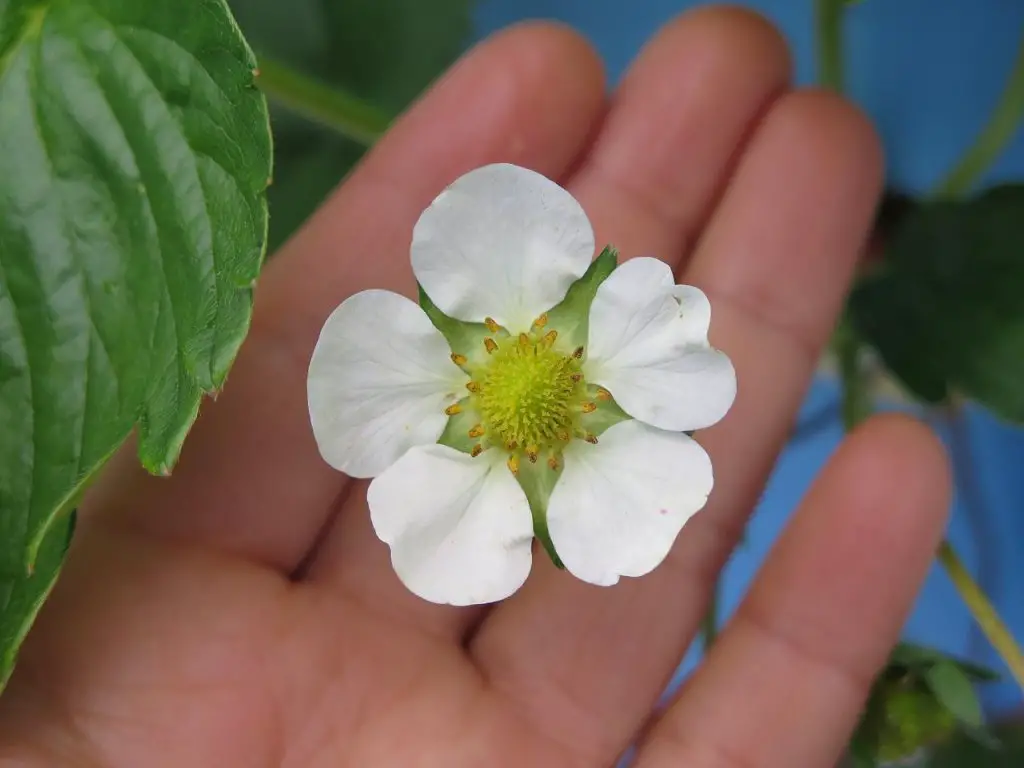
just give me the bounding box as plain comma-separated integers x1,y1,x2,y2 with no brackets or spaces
544,245,618,354
516,459,565,569
436,399,476,454
581,387,631,437
417,285,494,367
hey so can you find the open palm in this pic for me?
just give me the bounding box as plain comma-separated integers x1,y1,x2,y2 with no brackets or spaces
0,8,950,767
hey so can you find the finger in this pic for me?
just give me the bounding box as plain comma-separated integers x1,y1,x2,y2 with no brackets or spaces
84,24,606,572
472,92,883,762
634,415,951,768
317,6,790,640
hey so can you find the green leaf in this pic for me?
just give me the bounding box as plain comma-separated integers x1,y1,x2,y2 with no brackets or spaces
0,510,74,688
228,0,475,250
0,0,271,675
924,662,985,730
890,642,1001,682
850,185,1024,421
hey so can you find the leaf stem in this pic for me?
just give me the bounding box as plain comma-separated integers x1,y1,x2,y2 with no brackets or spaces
937,540,1024,692
254,55,390,146
932,32,1024,199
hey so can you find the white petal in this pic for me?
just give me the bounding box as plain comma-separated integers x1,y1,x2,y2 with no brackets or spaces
307,290,467,478
547,420,713,586
585,257,736,432
367,446,534,606
411,163,595,332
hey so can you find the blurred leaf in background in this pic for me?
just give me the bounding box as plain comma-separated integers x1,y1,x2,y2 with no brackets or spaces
228,0,475,251
924,718,1024,767
849,642,999,766
851,185,1024,422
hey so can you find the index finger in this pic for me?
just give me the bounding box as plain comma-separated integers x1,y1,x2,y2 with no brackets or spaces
85,24,606,571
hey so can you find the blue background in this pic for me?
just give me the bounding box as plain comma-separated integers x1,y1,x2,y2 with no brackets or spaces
473,0,1024,716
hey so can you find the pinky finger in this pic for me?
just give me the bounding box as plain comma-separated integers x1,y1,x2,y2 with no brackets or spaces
633,414,951,768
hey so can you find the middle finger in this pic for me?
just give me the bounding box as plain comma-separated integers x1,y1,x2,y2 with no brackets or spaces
473,40,882,768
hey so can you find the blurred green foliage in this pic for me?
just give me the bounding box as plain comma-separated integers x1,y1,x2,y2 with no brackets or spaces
227,0,475,251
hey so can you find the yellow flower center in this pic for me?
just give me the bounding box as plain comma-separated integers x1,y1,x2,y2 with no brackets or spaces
477,333,581,450
444,315,610,473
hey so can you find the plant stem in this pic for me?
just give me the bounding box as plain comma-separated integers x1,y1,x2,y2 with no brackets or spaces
834,319,871,430
937,540,1024,691
815,0,846,92
702,582,718,651
254,55,390,147
932,33,1024,199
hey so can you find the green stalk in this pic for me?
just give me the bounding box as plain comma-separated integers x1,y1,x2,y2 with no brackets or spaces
932,34,1024,199
817,5,1024,700
254,55,390,147
815,0,846,92
937,541,1024,691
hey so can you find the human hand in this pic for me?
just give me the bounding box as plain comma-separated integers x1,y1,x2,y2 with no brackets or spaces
0,8,950,767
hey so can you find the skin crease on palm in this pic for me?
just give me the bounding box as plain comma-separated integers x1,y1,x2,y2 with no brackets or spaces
0,6,953,768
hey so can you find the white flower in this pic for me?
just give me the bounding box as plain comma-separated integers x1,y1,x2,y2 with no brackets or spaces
307,163,736,605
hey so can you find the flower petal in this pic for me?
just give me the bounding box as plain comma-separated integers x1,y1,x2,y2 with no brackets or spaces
307,290,467,478
585,257,736,432
411,163,595,332
367,446,534,606
547,420,713,586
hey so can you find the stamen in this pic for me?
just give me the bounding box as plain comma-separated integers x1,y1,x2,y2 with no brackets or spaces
471,444,484,457
507,455,520,476
466,381,481,393
572,346,584,359
518,332,530,347
556,429,571,442
468,424,485,438
547,455,559,471
570,373,583,383
444,403,462,416
526,445,539,463
451,352,467,366
595,386,612,402
506,440,518,450
580,401,597,413
532,313,548,329
584,432,599,445
485,317,502,333
484,337,498,354
542,330,558,347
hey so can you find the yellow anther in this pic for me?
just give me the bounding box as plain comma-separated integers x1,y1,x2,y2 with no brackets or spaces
584,433,599,445
471,444,484,457
484,337,498,354
555,429,571,442
533,313,548,329
485,317,502,333
518,332,530,347
547,455,559,471
507,455,520,476
466,381,481,393
581,401,597,413
596,387,612,402
468,424,485,438
451,352,468,366
444,403,462,416
572,346,584,359
571,373,583,383
526,445,539,463
542,330,558,347
506,440,518,451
